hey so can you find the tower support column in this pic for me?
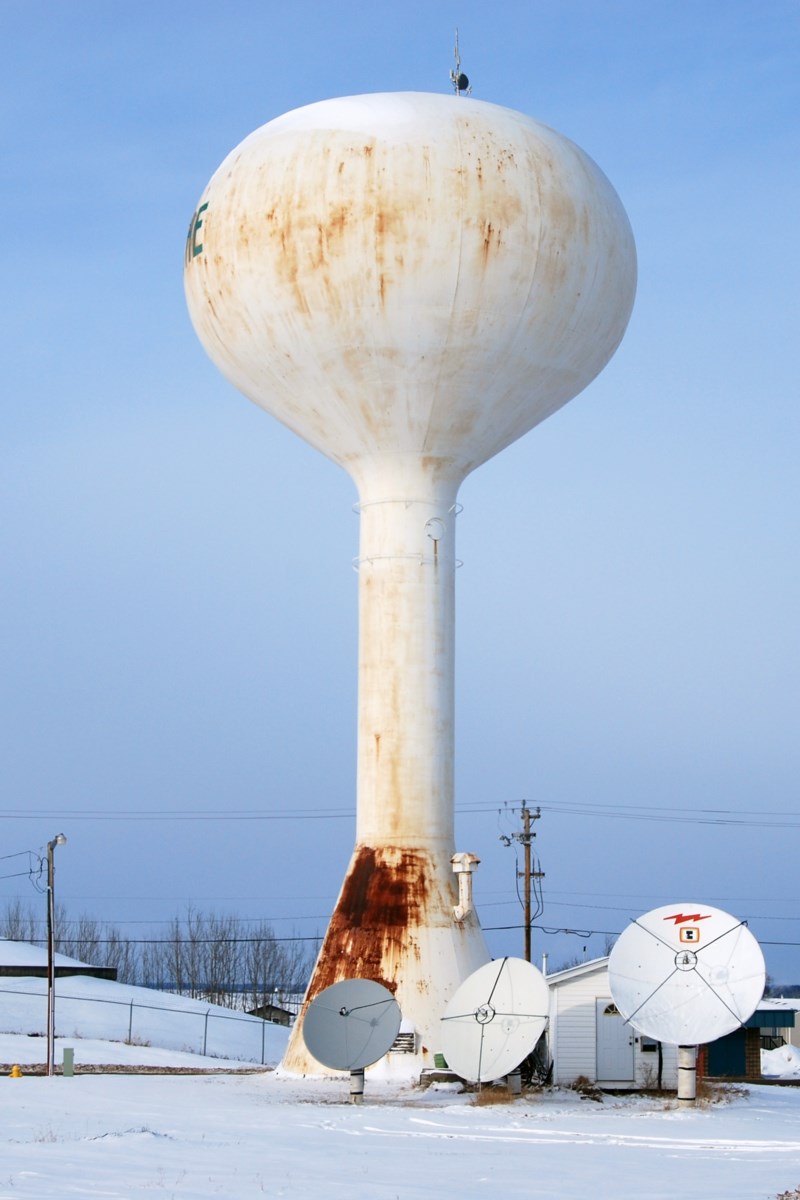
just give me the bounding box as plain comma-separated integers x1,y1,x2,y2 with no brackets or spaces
282,462,489,1076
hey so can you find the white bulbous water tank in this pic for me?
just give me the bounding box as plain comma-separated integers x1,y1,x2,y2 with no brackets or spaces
185,91,636,489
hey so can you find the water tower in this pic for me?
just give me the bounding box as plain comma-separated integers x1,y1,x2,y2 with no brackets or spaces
184,92,636,1075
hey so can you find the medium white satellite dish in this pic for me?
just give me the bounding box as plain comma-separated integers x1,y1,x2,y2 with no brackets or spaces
440,957,550,1083
608,903,765,1046
302,978,402,1072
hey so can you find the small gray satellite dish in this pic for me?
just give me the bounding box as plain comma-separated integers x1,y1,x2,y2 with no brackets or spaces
440,957,549,1083
608,903,766,1046
302,978,402,1071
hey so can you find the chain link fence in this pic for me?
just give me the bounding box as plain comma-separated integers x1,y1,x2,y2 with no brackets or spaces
0,982,286,1065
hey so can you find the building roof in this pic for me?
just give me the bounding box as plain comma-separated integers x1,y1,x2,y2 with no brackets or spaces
743,1012,796,1032
0,938,91,970
545,956,610,985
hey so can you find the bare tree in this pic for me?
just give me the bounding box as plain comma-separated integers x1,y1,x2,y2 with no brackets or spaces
164,913,187,996
0,899,40,943
242,920,287,1011
0,900,315,1011
203,911,240,1005
139,936,168,990
102,927,139,985
241,923,316,1012
58,912,103,963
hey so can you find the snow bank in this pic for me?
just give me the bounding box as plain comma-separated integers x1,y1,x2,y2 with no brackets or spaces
762,1042,800,1078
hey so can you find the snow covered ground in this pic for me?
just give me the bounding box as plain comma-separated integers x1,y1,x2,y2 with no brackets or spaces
2,1067,800,1199
2,971,800,1198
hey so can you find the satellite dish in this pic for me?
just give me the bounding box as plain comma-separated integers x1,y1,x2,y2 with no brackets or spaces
440,957,550,1082
608,903,766,1046
302,979,402,1071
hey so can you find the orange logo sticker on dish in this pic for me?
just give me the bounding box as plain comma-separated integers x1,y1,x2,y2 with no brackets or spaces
679,926,701,943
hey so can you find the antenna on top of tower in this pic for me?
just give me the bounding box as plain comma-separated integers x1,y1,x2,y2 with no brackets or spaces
450,29,471,96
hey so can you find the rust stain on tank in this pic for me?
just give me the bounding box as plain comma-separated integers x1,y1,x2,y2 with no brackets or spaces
326,204,350,240
300,845,436,1007
374,205,407,240
313,223,327,269
495,147,516,172
579,204,591,241
481,220,502,266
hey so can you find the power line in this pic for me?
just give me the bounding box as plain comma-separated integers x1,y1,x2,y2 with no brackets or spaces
12,925,794,949
543,888,800,903
496,798,800,819
483,921,800,948
0,808,355,822
0,848,45,886
3,890,798,926
14,914,332,930
1,801,796,827
37,934,322,946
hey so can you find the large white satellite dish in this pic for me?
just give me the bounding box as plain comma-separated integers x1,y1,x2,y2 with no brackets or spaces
608,903,765,1046
302,978,402,1072
440,957,550,1083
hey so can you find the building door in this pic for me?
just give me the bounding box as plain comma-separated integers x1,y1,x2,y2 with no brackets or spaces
596,1000,635,1081
707,1028,746,1076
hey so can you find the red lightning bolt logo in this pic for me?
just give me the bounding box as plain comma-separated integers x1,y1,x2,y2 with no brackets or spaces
663,912,711,925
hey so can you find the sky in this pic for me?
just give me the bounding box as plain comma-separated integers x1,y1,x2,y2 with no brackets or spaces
1,2,798,982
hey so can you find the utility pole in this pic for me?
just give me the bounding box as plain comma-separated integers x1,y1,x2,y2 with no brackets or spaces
500,801,544,962
46,833,67,1078
521,803,533,963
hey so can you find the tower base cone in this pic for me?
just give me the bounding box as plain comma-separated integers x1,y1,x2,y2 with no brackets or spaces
281,844,490,1078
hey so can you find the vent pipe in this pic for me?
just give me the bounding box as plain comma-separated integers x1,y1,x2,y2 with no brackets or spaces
451,852,480,921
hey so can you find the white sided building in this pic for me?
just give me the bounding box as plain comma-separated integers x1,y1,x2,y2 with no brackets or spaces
546,957,678,1090
758,997,800,1049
